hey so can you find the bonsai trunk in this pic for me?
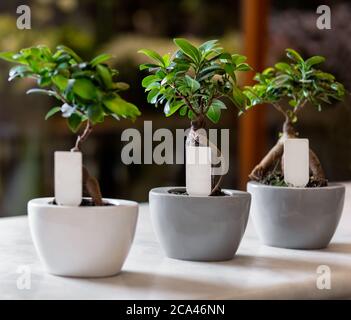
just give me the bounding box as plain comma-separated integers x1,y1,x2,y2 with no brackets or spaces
187,115,224,195
188,114,207,146
249,117,326,185
71,121,103,206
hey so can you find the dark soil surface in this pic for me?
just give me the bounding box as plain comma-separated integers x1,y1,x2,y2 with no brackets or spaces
168,188,228,196
261,172,328,188
50,199,114,206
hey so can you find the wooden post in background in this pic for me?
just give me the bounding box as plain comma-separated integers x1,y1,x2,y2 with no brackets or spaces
239,0,270,190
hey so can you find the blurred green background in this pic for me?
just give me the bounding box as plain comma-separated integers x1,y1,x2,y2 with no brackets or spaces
0,0,350,216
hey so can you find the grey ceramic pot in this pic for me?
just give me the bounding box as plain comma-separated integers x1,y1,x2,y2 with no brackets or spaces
247,181,345,249
149,187,251,261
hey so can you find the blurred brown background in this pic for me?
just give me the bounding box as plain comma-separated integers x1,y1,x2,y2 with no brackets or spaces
0,0,350,216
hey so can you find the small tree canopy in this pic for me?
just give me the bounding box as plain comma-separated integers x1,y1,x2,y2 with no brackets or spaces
139,38,251,124
244,48,346,122
0,45,141,132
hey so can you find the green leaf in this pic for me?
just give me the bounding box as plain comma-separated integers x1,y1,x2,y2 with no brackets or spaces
206,103,221,123
165,100,184,117
38,77,52,87
271,74,291,87
206,99,226,123
173,38,200,63
56,45,82,63
232,86,247,110
147,89,160,104
26,88,60,99
231,54,247,65
139,63,159,70
236,63,252,71
90,53,112,67
73,78,97,100
142,75,158,88
197,65,223,81
331,82,345,95
8,65,31,81
179,105,188,116
286,48,304,63
288,99,298,107
188,109,196,120
262,67,275,75
211,99,227,110
162,53,171,67
314,71,335,81
138,49,165,67
103,95,141,120
274,62,292,73
305,56,325,68
219,53,232,63
67,113,83,133
96,64,112,89
159,72,172,86
198,40,219,54
223,63,236,81
87,104,105,124
184,75,200,92
0,51,26,64
52,74,68,91
45,106,61,120
113,82,130,91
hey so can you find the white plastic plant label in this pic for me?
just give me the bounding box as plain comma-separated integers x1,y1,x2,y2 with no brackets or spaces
55,151,82,206
186,146,212,196
283,138,309,187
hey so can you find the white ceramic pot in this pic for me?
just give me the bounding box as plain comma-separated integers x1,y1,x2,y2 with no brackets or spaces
28,198,138,277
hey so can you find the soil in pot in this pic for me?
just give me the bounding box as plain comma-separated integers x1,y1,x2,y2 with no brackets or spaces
168,188,228,197
50,199,114,206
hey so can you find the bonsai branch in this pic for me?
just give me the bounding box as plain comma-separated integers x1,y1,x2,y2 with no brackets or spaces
71,121,93,152
294,100,307,115
71,121,104,206
171,85,199,116
272,103,287,117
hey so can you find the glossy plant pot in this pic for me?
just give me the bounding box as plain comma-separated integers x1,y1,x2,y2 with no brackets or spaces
247,181,345,249
149,187,251,261
28,198,138,277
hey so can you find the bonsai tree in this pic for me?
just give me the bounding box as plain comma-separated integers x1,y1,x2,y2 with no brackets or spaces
0,45,140,205
139,38,251,193
244,49,346,186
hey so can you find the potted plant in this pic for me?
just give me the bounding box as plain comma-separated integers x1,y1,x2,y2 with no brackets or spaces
0,45,141,276
139,38,252,261
244,49,346,249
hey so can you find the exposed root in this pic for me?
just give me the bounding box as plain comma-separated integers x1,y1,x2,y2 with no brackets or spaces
249,140,284,181
83,166,103,206
249,118,297,181
249,117,328,187
210,173,223,196
309,148,327,186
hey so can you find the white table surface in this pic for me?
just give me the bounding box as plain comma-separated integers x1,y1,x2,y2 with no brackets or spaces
0,184,351,300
